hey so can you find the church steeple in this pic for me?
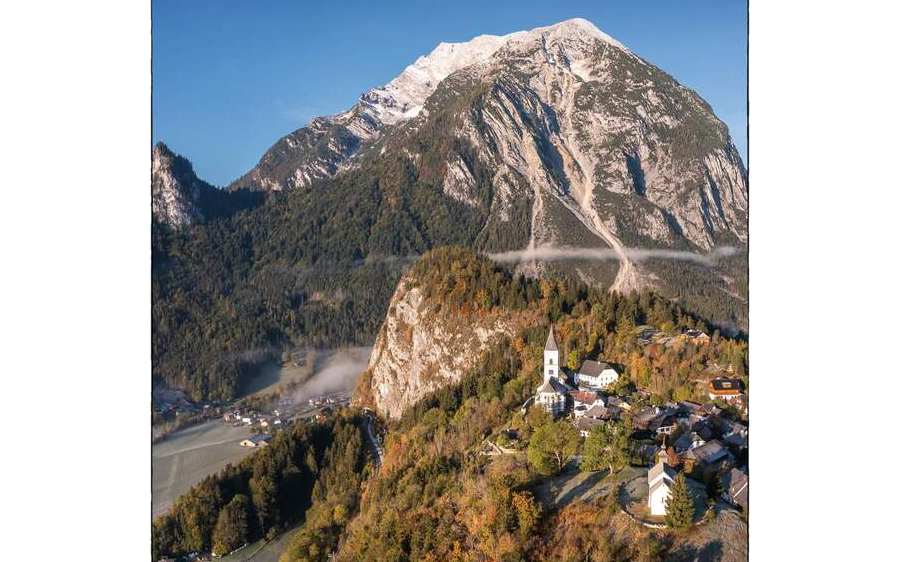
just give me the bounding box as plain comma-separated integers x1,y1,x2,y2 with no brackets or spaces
545,326,558,352
543,326,560,382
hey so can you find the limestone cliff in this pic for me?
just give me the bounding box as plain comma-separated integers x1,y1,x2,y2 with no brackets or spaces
354,274,516,419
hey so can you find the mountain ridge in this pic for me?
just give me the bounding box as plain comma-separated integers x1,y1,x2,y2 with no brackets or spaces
151,18,748,400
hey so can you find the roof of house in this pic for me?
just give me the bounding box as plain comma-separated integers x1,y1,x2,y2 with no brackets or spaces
578,359,617,377
672,432,702,454
584,404,618,420
724,432,748,449
246,434,271,445
683,439,729,464
545,327,558,352
574,417,604,432
678,401,704,414
708,378,743,395
569,390,599,404
722,468,749,507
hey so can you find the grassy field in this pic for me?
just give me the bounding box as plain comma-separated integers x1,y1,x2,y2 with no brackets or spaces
532,464,646,510
151,420,255,518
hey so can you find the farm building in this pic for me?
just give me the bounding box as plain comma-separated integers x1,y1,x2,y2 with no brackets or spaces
240,434,271,448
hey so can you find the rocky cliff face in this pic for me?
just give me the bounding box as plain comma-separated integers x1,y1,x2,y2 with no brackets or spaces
151,142,213,229
356,274,516,419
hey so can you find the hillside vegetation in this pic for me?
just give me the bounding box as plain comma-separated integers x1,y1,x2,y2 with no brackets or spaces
154,248,747,561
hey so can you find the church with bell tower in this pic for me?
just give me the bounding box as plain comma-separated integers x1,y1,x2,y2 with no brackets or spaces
534,326,570,415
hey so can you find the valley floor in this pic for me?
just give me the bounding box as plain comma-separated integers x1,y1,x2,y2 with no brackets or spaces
151,420,254,518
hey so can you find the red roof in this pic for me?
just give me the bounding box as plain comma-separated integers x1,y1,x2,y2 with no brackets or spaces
569,390,599,404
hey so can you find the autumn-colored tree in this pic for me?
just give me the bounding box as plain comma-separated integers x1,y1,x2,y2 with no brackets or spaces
512,491,541,537
566,349,582,370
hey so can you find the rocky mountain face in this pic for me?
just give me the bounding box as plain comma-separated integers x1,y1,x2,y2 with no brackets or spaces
355,270,518,419
152,142,214,228
152,19,749,401
152,142,263,230
228,19,747,296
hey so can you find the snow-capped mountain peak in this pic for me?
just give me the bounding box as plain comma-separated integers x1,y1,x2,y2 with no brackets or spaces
359,33,510,125
359,18,627,126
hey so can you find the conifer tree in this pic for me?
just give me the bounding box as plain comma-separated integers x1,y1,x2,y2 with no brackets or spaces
665,473,694,529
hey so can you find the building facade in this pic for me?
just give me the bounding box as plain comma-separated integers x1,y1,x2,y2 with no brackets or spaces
534,327,569,416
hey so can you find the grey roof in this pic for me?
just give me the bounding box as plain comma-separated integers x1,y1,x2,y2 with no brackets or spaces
683,439,729,464
574,417,604,432
545,327,558,352
578,359,616,377
722,468,749,508
724,432,748,449
672,432,696,454
584,404,618,420
537,376,569,395
679,401,704,414
648,460,677,487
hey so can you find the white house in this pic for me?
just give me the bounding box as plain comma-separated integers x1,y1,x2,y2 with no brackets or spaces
707,378,743,402
534,328,569,416
576,360,620,390
648,458,677,516
570,390,603,418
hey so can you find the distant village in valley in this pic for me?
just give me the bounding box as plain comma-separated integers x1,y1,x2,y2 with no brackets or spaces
501,327,749,522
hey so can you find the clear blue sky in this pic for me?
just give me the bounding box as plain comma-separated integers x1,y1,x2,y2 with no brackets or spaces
153,0,747,186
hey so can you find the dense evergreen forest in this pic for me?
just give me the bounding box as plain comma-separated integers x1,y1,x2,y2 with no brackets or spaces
153,72,746,403
151,413,370,560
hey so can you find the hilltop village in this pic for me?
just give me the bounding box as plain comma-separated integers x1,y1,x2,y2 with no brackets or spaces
520,327,749,520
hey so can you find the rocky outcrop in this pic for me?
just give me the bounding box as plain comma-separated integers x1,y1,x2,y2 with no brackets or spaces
151,142,213,229
356,275,516,419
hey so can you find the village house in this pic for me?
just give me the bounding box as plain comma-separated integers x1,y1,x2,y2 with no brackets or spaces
606,396,632,410
655,416,677,435
574,416,604,437
672,431,706,455
240,434,271,448
534,328,571,416
682,439,732,473
315,406,334,422
708,378,744,402
570,390,602,418
583,403,619,421
575,359,620,390
648,456,678,516
633,406,676,434
684,329,711,344
721,467,749,510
